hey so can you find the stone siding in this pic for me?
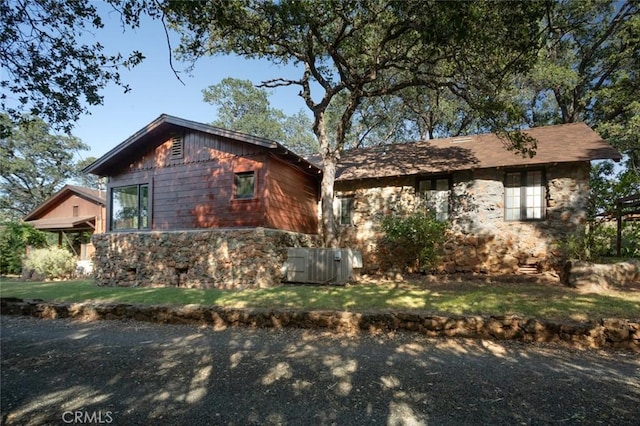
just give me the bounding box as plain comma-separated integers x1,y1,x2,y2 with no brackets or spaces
336,163,590,274
92,228,318,289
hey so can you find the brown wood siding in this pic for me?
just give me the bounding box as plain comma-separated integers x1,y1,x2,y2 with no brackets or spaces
34,194,106,233
265,155,319,234
108,138,269,230
131,130,265,170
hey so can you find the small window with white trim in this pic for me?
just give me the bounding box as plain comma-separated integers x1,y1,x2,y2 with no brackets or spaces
504,170,545,221
417,177,451,221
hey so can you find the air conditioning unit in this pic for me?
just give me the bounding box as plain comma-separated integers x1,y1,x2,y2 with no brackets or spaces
283,248,363,285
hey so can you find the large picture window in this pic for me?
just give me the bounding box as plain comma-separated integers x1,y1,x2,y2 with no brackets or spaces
504,170,545,221
111,184,149,230
417,177,451,221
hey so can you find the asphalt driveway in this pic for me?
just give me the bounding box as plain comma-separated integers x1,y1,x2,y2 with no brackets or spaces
1,315,638,425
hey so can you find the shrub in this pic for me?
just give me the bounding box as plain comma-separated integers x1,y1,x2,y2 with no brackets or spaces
22,246,76,280
561,222,640,261
0,222,47,275
381,208,449,273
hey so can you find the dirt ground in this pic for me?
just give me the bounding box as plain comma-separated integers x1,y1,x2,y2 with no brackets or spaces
2,315,639,425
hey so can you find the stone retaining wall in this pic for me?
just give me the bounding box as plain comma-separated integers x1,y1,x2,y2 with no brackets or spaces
562,259,640,291
2,298,637,351
92,228,318,289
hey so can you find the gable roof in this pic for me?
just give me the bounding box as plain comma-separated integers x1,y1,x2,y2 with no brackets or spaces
23,185,105,221
83,114,322,177
334,122,622,181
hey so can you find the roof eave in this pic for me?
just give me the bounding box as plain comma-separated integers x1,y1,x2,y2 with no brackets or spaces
23,185,105,221
83,114,283,176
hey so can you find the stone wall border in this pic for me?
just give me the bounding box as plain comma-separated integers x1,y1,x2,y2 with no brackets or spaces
1,298,637,352
92,228,319,289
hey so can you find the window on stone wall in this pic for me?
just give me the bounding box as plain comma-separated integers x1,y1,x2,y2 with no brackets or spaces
111,184,149,230
417,177,451,221
234,171,255,199
504,170,545,221
337,196,354,226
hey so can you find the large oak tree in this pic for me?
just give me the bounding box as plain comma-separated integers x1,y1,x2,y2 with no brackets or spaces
165,0,545,246
509,0,639,168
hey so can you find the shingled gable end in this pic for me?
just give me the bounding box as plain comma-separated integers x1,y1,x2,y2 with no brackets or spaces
85,116,620,288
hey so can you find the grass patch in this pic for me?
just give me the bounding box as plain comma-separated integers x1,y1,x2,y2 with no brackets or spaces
1,278,638,322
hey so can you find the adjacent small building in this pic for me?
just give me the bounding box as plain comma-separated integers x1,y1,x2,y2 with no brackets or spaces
23,184,106,262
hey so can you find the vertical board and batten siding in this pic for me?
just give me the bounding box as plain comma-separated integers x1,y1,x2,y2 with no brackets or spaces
107,128,318,233
35,194,104,222
265,155,319,234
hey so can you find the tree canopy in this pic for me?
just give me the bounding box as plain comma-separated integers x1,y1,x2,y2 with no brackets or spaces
0,115,89,219
165,0,546,245
505,0,639,168
203,77,318,154
0,0,148,135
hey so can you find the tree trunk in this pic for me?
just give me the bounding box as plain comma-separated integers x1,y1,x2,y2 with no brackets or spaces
312,108,339,248
320,155,338,247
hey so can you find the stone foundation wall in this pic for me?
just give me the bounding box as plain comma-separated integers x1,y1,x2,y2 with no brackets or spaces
2,298,637,351
92,228,318,289
336,163,590,274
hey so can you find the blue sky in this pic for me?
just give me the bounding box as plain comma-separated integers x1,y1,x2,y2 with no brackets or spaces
72,8,307,161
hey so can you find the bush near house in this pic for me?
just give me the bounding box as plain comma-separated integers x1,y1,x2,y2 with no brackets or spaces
22,246,76,280
0,222,47,275
381,208,449,273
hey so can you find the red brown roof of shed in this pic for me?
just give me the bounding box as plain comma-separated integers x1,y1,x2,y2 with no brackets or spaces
23,185,105,221
335,123,621,181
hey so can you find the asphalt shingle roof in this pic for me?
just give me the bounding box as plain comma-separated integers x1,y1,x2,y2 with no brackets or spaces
334,123,621,181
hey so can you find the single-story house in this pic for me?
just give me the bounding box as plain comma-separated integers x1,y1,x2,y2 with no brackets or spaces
84,115,620,288
23,184,106,264
83,114,321,288
332,123,622,274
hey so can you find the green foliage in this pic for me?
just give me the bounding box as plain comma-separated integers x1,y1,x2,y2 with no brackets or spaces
560,225,607,262
0,222,47,275
203,78,318,154
22,246,76,280
0,115,90,219
381,209,449,273
0,0,147,134
505,0,639,162
561,222,640,261
164,0,545,246
564,162,640,261
589,161,640,218
618,223,640,258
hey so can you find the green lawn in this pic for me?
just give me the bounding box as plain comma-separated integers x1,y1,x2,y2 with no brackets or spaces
1,278,638,322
